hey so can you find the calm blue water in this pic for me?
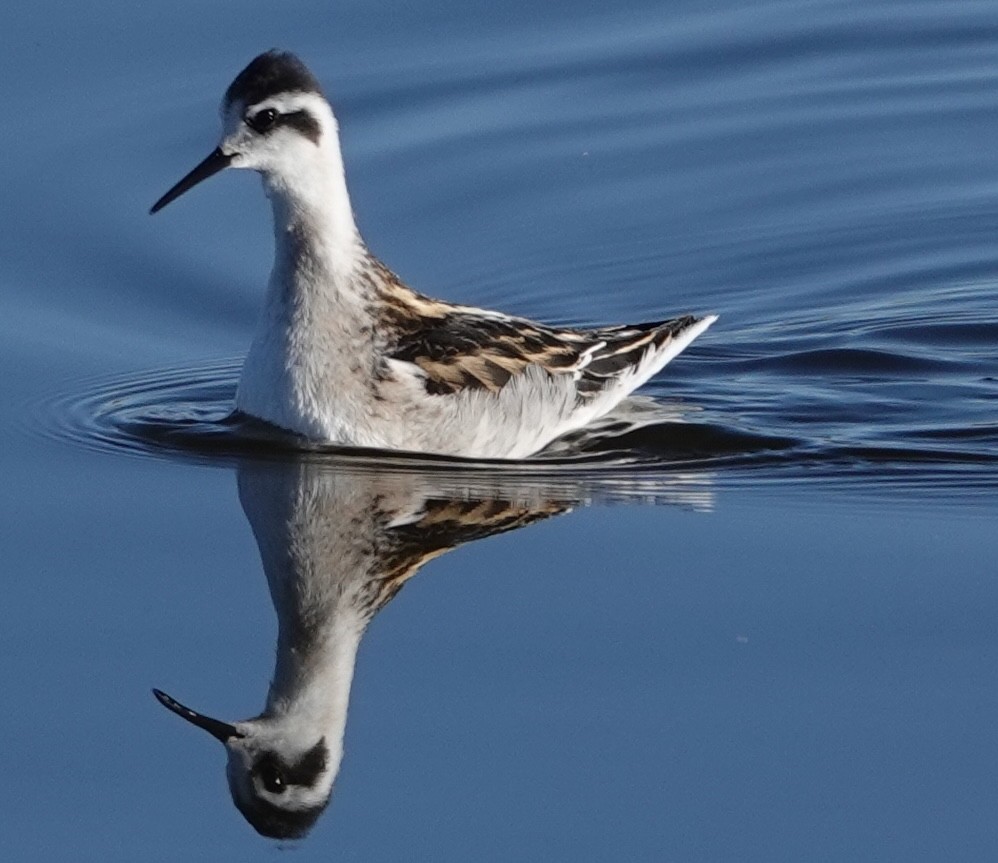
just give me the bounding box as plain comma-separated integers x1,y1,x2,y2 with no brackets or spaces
4,0,998,859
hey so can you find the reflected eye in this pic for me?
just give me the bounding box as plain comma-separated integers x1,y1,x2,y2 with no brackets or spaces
247,108,279,133
257,761,286,794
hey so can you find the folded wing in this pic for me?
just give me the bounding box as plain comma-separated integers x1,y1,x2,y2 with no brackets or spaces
389,309,705,400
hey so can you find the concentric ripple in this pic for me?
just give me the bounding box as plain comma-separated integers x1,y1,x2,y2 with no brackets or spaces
30,358,787,469
29,353,998,507
32,358,250,461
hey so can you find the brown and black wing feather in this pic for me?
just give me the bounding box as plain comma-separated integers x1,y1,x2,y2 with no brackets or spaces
373,258,700,399
575,315,697,397
389,312,592,395
389,309,699,399
363,497,568,612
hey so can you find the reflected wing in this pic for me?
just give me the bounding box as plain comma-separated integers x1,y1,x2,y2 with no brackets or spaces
368,497,569,608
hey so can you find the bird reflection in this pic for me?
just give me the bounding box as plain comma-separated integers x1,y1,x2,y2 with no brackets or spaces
154,457,713,839
154,459,575,838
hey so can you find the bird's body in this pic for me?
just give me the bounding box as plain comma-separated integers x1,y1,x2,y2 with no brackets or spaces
152,51,716,459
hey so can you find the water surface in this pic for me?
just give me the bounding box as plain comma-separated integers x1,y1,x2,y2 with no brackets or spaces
3,0,998,859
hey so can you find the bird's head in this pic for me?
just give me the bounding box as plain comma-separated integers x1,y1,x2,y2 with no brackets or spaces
153,688,334,839
151,51,338,213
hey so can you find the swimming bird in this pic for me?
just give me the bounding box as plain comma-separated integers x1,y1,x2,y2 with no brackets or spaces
151,51,716,459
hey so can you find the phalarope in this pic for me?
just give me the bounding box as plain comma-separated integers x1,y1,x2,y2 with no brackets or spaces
151,51,716,459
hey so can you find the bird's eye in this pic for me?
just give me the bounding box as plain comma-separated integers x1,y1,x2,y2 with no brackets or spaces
248,108,279,133
257,761,286,794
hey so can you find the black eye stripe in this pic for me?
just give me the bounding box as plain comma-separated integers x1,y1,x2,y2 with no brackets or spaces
277,110,321,144
245,108,321,144
252,739,328,793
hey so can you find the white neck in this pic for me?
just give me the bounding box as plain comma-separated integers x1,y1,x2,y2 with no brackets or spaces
237,464,389,760
235,103,380,437
262,113,363,290
262,582,367,767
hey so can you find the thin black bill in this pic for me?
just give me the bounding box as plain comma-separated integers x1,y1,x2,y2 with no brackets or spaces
150,147,233,214
152,687,244,742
